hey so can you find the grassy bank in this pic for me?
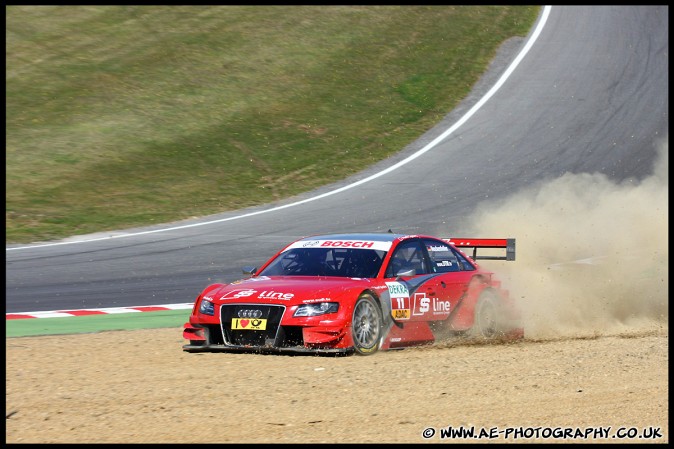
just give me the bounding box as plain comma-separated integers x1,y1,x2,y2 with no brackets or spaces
6,5,539,243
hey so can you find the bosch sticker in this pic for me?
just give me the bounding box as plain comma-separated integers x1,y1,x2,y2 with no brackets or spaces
284,239,392,252
320,240,374,248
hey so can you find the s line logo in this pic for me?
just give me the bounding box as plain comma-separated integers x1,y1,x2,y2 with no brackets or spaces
412,293,429,316
418,296,430,313
412,293,450,316
223,289,257,299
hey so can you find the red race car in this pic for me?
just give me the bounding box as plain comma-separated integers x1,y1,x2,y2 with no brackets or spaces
183,232,522,355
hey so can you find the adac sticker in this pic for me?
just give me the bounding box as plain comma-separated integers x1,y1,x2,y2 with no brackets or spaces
391,308,411,320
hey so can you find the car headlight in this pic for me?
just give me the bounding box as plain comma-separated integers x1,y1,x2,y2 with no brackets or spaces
293,302,339,317
199,298,215,316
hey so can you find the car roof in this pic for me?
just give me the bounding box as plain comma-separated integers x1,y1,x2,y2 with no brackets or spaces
298,232,409,243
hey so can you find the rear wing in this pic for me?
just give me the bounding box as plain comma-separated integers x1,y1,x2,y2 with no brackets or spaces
442,238,516,261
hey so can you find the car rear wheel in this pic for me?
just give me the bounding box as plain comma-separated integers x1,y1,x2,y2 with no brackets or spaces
471,291,504,339
351,294,383,355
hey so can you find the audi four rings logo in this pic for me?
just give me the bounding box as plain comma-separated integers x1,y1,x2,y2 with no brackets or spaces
238,309,263,318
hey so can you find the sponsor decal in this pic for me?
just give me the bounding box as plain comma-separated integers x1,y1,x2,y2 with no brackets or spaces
284,239,392,252
427,245,449,252
222,289,294,301
387,282,411,320
320,240,374,248
416,294,430,314
412,293,451,316
223,289,257,299
258,290,294,300
386,281,410,298
303,297,332,303
436,261,454,267
231,318,267,330
392,308,411,320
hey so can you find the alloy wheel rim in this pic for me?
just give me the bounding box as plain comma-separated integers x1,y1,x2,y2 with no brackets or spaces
353,300,379,348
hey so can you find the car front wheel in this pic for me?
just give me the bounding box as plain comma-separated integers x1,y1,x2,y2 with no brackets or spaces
351,294,383,355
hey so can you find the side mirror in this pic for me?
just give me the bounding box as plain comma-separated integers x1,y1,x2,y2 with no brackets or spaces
395,268,416,278
242,266,257,275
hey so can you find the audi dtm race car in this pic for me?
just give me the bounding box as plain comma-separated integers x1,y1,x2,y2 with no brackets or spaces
183,232,522,355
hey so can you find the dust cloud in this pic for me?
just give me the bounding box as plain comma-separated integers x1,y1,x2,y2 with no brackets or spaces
462,137,668,339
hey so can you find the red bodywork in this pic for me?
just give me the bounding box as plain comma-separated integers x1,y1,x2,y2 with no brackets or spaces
183,233,522,355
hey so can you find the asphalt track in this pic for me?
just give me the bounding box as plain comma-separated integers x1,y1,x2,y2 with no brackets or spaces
6,6,668,334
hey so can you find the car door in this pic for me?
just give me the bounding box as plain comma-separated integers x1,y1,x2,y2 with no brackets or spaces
419,238,477,321
384,238,458,322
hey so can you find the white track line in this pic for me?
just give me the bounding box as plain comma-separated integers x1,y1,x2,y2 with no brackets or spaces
7,6,551,252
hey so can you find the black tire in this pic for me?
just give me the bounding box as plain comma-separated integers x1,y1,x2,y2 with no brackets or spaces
351,294,383,355
470,291,505,339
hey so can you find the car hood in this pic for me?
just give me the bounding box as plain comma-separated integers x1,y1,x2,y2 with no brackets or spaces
204,276,376,305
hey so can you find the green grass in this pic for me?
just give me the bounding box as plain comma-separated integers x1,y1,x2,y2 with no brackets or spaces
5,309,189,337
6,5,539,243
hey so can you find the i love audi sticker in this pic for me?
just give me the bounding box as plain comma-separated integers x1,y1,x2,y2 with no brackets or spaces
231,318,267,330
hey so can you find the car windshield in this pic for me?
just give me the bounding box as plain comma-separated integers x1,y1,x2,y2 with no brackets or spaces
258,247,386,278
